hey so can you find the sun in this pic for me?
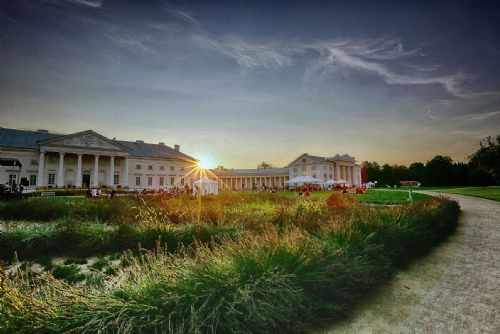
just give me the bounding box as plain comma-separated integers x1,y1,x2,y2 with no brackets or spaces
197,155,216,169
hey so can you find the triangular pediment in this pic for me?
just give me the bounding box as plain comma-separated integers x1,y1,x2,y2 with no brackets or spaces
287,154,325,167
37,130,130,152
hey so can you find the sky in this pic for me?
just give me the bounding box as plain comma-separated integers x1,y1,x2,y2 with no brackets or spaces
1,0,500,168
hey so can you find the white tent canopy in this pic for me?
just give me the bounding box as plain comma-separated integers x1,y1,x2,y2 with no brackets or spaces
193,177,219,196
285,175,322,185
325,179,348,185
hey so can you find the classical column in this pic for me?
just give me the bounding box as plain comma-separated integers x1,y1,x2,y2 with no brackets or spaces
93,155,99,187
37,151,45,187
335,164,340,181
108,156,115,187
57,152,65,188
347,165,352,186
76,154,83,188
123,157,129,187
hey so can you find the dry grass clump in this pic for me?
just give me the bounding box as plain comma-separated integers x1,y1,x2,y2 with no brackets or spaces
0,196,460,333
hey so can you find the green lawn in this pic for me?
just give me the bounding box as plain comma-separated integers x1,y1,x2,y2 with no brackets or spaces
432,187,500,202
351,189,428,203
278,190,428,203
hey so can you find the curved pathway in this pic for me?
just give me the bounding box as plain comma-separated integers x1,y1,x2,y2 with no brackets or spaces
324,192,500,334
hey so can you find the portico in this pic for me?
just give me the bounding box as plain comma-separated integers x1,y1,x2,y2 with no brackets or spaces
35,131,131,188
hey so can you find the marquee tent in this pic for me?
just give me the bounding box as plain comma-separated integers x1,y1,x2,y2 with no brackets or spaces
325,179,348,185
193,177,219,196
285,175,322,185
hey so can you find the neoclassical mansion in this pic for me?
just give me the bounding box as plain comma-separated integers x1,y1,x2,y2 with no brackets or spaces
0,127,362,190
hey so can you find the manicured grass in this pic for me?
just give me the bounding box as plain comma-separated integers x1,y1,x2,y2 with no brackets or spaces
432,186,500,202
278,190,428,203
352,189,428,203
1,194,460,333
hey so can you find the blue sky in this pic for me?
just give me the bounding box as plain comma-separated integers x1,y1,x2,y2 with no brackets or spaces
1,0,500,167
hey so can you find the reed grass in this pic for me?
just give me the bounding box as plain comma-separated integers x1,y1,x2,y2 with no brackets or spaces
0,196,460,333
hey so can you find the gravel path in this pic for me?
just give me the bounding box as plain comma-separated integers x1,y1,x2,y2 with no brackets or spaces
323,192,500,334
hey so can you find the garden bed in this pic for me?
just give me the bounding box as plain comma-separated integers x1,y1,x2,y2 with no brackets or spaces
0,192,459,333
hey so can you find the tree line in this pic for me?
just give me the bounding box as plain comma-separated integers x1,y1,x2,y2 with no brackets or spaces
362,135,500,187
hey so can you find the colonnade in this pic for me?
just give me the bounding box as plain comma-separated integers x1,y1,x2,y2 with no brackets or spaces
217,175,289,191
333,164,361,186
36,151,129,188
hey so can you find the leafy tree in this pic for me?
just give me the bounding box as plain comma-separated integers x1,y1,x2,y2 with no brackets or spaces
407,162,425,182
424,155,454,186
468,135,500,185
256,162,275,169
361,161,381,183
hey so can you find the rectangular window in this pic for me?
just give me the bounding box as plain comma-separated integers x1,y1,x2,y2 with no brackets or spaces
31,159,38,166
170,166,175,171
30,175,37,186
293,167,298,172
135,176,141,186
180,178,184,186
148,165,153,170
148,176,153,186
48,173,55,185
170,177,175,186
113,174,119,185
324,174,327,179
159,166,164,171
159,177,164,186
136,164,141,170
302,166,306,172
180,166,185,171
8,174,16,185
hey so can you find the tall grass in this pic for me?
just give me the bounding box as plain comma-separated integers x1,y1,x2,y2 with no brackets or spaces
0,196,460,333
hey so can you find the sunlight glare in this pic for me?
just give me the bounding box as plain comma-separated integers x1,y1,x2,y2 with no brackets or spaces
197,155,216,169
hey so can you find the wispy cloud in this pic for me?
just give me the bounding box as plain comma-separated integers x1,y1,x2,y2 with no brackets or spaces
162,6,200,26
455,110,500,122
64,0,103,8
192,35,467,97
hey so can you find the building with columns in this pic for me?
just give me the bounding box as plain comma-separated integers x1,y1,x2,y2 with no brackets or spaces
0,127,197,189
211,153,361,190
0,127,362,190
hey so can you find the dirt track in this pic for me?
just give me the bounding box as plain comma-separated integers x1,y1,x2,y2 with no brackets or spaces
324,192,500,334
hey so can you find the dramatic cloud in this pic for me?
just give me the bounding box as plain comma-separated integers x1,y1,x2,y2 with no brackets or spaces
192,34,466,97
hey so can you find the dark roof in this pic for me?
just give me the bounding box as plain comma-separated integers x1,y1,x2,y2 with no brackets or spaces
0,127,196,161
0,127,61,149
212,168,289,176
117,140,196,161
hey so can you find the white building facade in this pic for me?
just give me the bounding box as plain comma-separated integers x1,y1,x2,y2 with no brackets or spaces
0,127,362,190
0,128,197,189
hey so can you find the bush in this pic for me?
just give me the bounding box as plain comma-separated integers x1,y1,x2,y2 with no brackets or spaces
51,264,85,283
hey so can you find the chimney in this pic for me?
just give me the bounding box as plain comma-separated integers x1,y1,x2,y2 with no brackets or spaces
37,129,48,133
174,144,180,151
158,142,165,146
136,140,144,143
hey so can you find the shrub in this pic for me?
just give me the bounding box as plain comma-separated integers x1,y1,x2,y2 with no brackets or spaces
51,264,85,283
